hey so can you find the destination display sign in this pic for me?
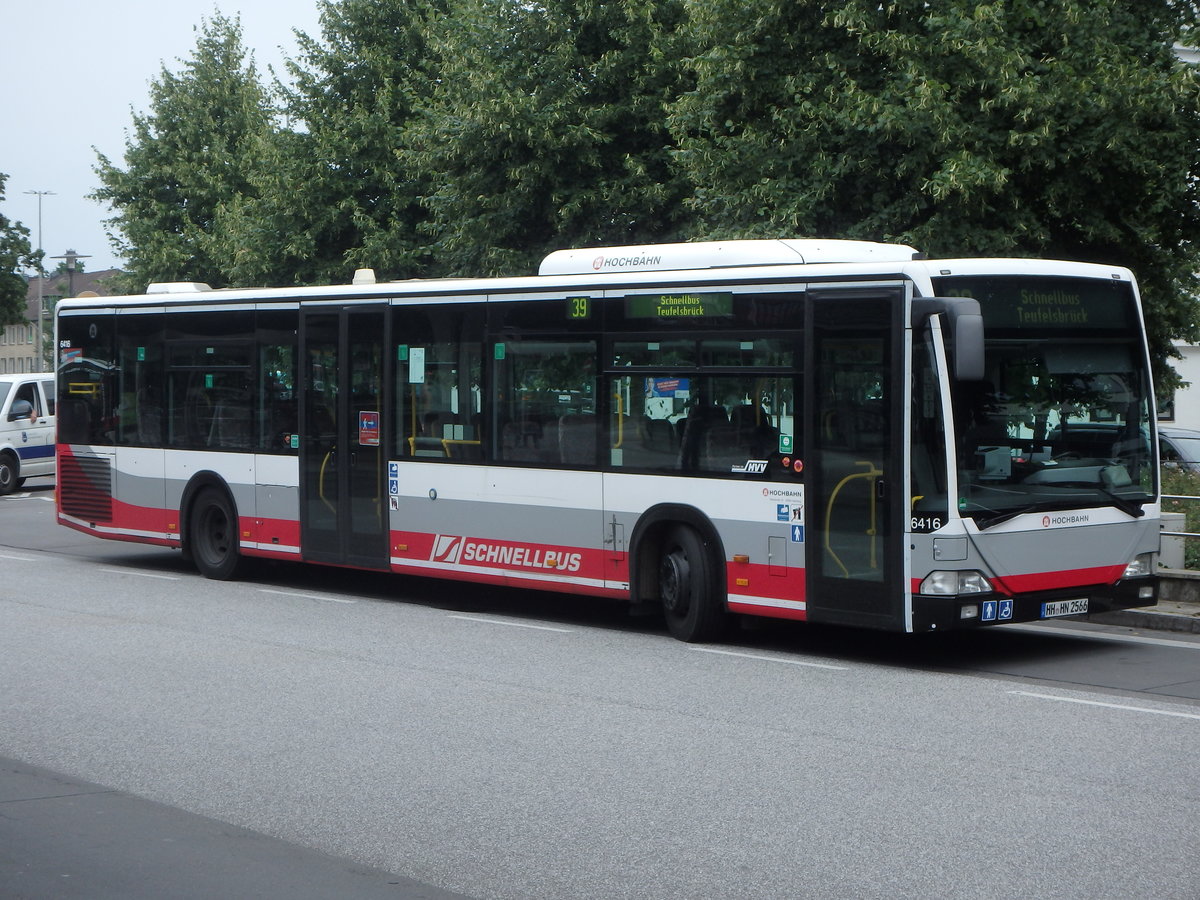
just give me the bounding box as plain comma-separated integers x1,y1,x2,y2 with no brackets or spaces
930,276,1136,331
625,292,734,320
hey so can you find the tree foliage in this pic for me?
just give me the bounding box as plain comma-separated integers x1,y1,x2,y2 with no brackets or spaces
0,173,38,327
404,0,691,276
94,0,1200,374
211,0,448,285
668,0,1200,372
92,14,274,291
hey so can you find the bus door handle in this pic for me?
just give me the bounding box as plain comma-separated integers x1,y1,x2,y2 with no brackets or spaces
876,478,886,500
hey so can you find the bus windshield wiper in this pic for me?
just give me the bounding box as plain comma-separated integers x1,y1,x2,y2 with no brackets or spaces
970,503,1058,530
1098,489,1146,519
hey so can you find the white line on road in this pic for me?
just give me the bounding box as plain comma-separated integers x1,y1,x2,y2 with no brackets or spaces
1007,622,1200,650
259,588,356,604
0,553,35,561
99,568,180,580
1011,690,1200,721
690,646,850,670
447,614,573,633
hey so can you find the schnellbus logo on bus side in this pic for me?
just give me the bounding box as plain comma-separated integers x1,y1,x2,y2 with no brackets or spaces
430,535,583,572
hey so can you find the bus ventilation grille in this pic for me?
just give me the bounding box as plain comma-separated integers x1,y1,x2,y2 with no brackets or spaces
59,454,113,522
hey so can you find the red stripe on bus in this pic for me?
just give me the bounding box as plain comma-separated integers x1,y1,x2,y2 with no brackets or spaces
726,563,806,603
992,564,1126,594
727,601,807,621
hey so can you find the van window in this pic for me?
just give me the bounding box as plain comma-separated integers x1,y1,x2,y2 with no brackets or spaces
41,379,55,415
14,382,41,417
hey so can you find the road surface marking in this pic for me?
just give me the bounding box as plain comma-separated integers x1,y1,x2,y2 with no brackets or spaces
259,588,355,604
0,553,35,561
99,568,179,580
447,614,573,633
1011,690,1200,721
1007,622,1200,651
691,646,850,670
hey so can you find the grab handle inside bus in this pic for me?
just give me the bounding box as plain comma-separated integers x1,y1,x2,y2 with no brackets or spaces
913,296,984,381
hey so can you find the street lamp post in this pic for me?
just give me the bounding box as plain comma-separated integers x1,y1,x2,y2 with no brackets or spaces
50,250,91,299
23,190,54,373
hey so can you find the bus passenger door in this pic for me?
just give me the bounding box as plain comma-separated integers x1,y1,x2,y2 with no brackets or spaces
804,288,904,627
300,307,390,569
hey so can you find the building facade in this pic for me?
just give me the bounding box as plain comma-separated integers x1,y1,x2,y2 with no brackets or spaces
1,269,120,374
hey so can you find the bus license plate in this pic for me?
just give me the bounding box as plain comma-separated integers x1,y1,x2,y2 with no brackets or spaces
1041,598,1088,618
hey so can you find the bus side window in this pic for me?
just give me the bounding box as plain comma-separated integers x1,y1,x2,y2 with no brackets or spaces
494,337,597,466
394,304,484,462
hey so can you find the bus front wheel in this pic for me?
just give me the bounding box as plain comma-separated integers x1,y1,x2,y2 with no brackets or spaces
188,487,244,580
659,524,727,643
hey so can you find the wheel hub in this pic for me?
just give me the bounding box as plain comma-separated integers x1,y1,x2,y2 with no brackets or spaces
660,550,690,615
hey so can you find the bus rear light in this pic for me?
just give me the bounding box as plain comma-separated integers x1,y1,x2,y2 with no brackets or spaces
1122,553,1154,578
920,570,993,596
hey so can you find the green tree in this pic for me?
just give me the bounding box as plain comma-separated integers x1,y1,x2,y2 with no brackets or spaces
0,174,38,327
92,13,275,290
669,0,1200,378
212,0,448,285
406,0,692,277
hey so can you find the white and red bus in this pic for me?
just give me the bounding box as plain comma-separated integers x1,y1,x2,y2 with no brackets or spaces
55,239,1160,640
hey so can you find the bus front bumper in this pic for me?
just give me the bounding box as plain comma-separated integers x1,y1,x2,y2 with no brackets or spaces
911,576,1158,632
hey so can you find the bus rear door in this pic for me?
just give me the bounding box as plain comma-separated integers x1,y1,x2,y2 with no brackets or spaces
300,306,390,569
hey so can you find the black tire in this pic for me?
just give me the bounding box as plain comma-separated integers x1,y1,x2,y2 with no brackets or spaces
188,487,244,580
659,524,728,642
0,453,17,495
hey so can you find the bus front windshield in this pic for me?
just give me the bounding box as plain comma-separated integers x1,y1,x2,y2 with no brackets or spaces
933,275,1155,528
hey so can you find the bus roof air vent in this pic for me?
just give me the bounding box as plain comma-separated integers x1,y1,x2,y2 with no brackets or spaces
538,239,919,276
145,282,213,294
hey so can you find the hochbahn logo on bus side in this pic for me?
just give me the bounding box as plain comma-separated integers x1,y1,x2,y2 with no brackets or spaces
431,534,583,573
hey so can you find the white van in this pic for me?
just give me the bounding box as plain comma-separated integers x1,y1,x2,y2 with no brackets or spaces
0,373,56,493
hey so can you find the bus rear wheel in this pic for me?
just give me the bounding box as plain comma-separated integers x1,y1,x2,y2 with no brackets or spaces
189,487,244,580
659,524,727,643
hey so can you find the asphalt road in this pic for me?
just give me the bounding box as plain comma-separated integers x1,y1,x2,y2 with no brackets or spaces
3,477,1199,898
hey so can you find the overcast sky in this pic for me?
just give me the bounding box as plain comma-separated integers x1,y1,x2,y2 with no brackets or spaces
1,0,323,275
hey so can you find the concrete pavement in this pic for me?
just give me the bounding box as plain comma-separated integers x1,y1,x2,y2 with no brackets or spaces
0,757,471,900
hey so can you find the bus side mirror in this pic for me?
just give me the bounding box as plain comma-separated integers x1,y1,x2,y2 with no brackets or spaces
7,399,34,422
913,297,985,381
952,311,985,381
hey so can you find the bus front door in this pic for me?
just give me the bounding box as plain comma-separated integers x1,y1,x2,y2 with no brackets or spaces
300,307,390,569
804,288,904,628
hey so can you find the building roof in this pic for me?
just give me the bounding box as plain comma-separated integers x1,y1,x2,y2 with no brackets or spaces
24,269,122,318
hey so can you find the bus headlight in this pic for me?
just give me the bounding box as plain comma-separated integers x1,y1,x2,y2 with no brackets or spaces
1122,553,1154,578
920,570,993,595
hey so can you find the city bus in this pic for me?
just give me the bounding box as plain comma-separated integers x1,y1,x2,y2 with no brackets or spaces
54,239,1160,640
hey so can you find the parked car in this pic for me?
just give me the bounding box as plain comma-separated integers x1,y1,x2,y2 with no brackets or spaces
0,373,56,494
1159,425,1200,473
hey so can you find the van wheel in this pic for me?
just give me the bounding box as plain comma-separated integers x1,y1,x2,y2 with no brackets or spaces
0,453,17,495
189,487,244,580
659,524,727,643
